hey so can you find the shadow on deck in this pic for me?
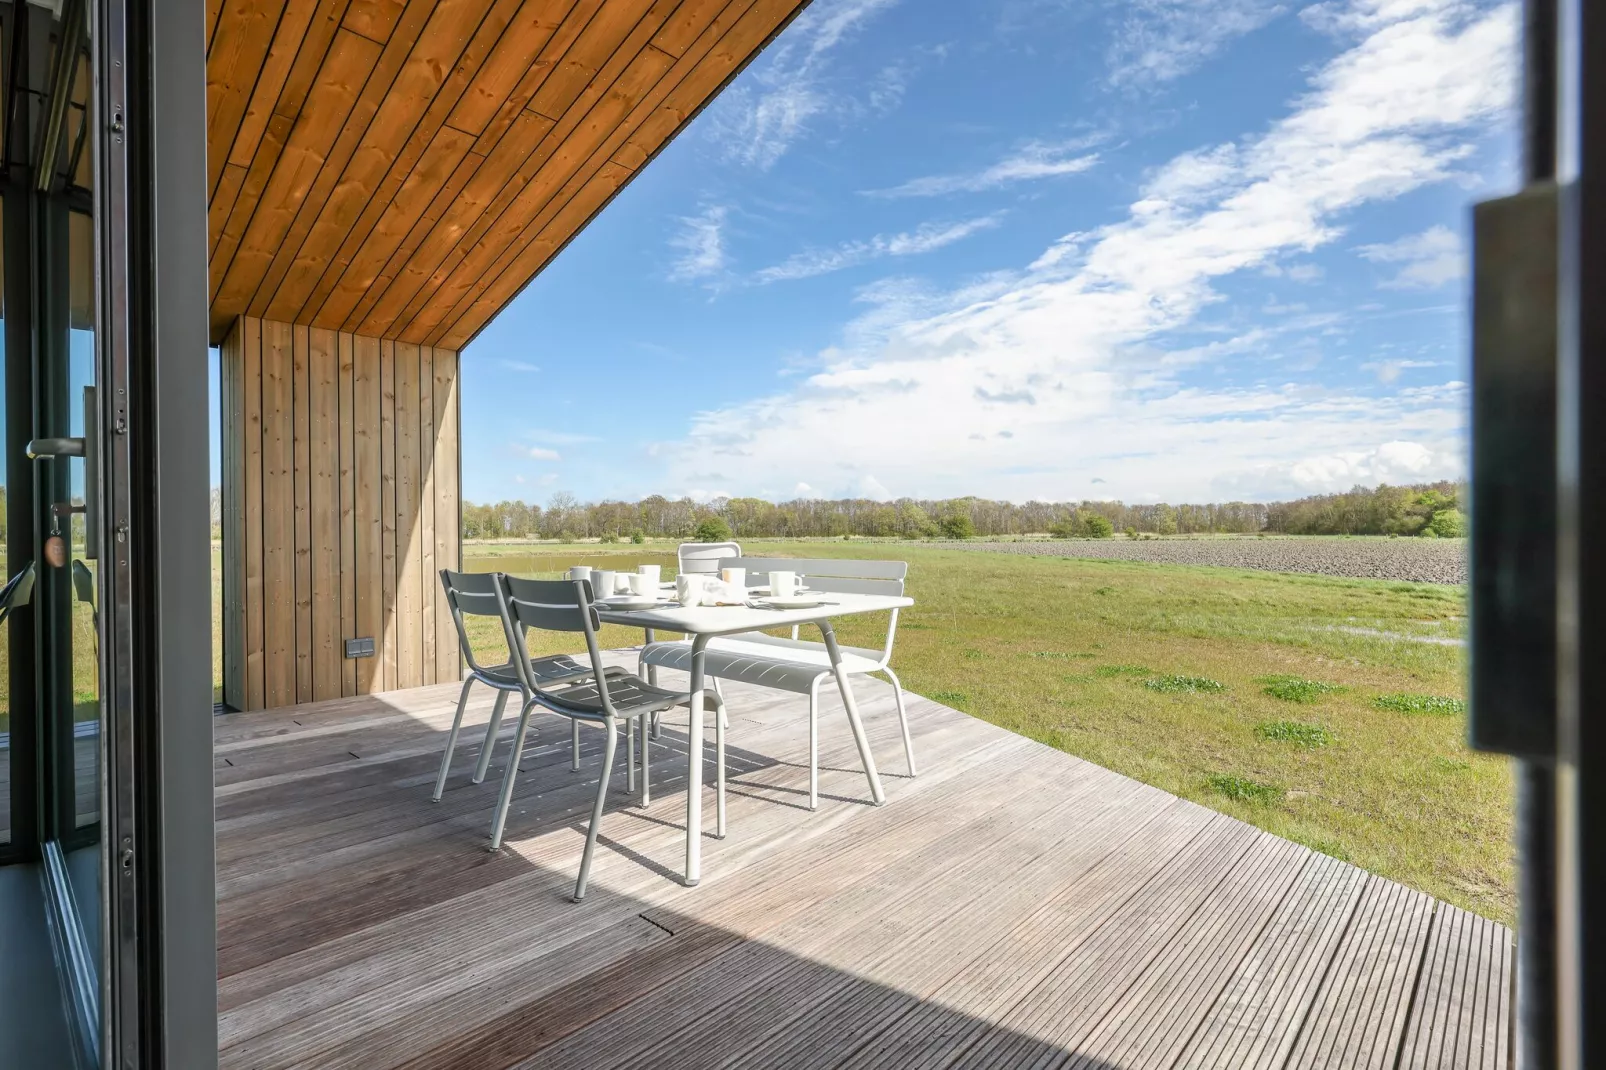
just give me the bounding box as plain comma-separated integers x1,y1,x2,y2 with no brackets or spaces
213,651,1510,1069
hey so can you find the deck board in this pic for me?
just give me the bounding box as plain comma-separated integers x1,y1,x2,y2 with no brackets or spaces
215,652,1511,1069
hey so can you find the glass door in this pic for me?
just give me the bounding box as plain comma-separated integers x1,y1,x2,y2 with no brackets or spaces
0,0,105,1064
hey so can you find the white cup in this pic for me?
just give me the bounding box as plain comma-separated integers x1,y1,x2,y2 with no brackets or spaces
590,570,616,599
568,566,593,585
637,564,661,588
769,570,798,598
676,574,704,607
720,567,746,590
627,573,655,597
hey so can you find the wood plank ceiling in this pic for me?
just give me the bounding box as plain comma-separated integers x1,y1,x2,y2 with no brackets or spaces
205,0,809,348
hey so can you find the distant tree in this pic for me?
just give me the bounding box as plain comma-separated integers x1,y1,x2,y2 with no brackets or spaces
1426,508,1465,538
693,516,732,543
940,512,975,539
629,529,645,544
1084,514,1114,539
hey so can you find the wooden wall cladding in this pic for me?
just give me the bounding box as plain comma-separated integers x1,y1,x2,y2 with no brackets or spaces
205,0,810,349
221,315,461,711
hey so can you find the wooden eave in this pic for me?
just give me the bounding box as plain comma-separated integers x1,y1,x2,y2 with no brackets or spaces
205,0,809,348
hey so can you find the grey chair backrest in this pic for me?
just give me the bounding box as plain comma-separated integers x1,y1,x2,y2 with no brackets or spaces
440,569,514,676
678,540,742,575
493,574,615,715
719,557,905,598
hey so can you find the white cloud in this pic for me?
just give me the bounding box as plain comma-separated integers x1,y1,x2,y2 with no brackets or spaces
524,430,600,446
657,0,1512,503
1107,0,1288,89
756,216,1001,283
1361,357,1444,382
867,141,1101,198
528,447,562,461
709,0,899,170
668,206,729,283
1356,224,1466,288
499,359,540,373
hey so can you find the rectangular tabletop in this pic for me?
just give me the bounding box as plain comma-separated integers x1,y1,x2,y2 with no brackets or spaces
593,592,912,632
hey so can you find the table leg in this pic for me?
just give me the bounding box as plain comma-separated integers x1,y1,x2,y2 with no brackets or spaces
818,620,886,805
643,627,659,687
685,633,709,885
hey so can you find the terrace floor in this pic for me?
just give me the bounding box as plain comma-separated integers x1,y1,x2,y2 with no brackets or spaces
214,652,1511,1070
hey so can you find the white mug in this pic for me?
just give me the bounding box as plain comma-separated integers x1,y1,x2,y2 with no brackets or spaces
590,570,616,599
676,574,703,607
769,570,798,598
720,567,746,590
568,566,593,584
627,573,654,597
637,564,662,588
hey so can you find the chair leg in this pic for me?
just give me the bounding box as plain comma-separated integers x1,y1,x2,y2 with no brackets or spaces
488,700,538,851
574,719,619,902
432,677,475,802
808,677,822,811
883,667,917,777
471,689,510,785
641,715,652,808
626,712,636,793
713,694,727,839
571,719,581,772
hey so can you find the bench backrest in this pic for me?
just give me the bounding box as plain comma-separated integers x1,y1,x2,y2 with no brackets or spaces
719,556,905,597
721,557,907,664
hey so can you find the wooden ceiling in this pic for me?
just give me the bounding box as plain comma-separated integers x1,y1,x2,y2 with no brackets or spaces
205,0,809,348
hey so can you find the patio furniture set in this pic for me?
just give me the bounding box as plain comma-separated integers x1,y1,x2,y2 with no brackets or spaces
432,543,915,900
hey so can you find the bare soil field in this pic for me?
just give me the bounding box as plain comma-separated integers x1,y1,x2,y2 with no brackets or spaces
941,535,1467,584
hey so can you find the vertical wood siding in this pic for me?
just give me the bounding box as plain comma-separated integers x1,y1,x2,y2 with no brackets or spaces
220,314,461,711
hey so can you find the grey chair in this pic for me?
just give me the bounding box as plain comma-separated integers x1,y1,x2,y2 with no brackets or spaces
491,573,728,901
432,569,628,802
677,540,742,575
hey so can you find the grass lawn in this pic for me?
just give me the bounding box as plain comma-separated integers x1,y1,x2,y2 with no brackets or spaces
453,538,1507,924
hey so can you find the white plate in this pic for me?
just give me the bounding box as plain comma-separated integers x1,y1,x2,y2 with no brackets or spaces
601,596,659,611
757,596,826,610
748,585,811,596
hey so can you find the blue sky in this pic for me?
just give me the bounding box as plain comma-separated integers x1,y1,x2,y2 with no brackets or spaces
313,0,1523,507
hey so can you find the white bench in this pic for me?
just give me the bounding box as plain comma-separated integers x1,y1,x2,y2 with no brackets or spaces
641,557,912,810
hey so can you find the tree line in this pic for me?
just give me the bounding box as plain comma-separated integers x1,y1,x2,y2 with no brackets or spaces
459,481,1466,541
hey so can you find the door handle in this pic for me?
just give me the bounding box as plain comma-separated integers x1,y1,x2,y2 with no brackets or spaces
26,436,85,458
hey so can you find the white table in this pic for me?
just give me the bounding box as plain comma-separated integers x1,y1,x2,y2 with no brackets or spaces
594,592,914,885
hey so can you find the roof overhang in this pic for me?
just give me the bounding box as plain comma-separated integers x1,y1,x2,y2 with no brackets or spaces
206,0,810,347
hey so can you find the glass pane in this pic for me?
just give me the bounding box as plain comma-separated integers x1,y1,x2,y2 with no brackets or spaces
0,194,7,847
68,212,96,830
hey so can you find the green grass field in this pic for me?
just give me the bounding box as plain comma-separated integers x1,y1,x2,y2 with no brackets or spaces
455,539,1506,924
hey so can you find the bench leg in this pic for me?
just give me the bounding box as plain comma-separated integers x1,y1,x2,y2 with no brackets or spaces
808,676,822,811
433,677,475,802
883,667,917,777
471,689,510,785
713,693,727,839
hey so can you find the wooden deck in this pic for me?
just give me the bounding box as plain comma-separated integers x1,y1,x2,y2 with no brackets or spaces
214,652,1512,1069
